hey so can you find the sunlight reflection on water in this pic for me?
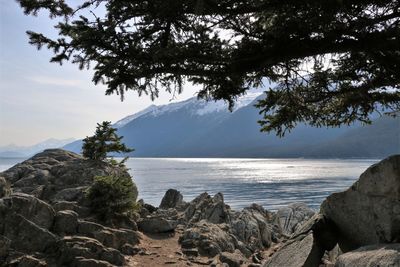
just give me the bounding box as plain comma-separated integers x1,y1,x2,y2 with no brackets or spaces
125,158,378,211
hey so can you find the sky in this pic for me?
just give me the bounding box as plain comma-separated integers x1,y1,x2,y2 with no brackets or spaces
0,1,198,146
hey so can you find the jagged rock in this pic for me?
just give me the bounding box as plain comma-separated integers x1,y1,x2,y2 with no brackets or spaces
8,255,47,267
179,220,236,257
264,214,338,267
159,189,184,209
2,213,57,253
335,244,400,267
263,231,322,267
57,236,124,266
138,199,158,217
219,251,246,267
274,202,315,236
120,244,140,255
321,155,400,252
0,176,11,198
53,210,79,235
230,204,273,252
77,220,140,249
184,192,230,224
2,193,55,229
52,200,91,217
138,209,178,233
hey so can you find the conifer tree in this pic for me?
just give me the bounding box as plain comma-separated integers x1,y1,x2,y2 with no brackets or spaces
17,0,400,135
82,121,133,160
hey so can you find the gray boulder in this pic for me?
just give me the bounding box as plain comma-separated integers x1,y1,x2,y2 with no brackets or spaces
230,204,273,252
159,189,184,209
219,251,246,267
2,213,57,253
321,155,400,252
57,236,125,266
138,209,179,233
53,210,79,235
335,243,400,267
2,193,55,229
0,235,11,261
264,214,338,267
8,255,47,267
274,203,315,236
179,220,236,257
184,192,231,224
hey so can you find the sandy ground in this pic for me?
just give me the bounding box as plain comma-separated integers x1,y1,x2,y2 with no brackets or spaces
126,228,214,267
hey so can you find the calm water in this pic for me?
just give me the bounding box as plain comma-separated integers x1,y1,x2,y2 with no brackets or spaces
0,157,378,211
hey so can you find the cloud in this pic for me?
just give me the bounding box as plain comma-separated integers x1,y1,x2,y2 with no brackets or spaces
29,76,85,87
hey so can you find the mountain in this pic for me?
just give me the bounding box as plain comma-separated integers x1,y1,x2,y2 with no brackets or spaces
0,138,76,158
64,93,400,158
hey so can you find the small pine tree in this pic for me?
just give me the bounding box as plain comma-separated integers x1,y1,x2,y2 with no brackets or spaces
82,121,133,160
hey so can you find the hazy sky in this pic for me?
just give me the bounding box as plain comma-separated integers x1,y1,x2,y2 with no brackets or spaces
0,1,198,146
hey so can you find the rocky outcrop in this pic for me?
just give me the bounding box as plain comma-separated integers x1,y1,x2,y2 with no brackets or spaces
184,192,231,224
0,149,140,266
159,189,185,210
274,202,315,237
137,208,179,233
180,221,236,257
321,155,400,252
335,244,400,267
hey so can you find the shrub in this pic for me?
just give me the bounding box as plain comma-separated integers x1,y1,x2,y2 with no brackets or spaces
86,175,138,218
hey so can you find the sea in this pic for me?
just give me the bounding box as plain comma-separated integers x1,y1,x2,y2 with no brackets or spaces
0,157,378,211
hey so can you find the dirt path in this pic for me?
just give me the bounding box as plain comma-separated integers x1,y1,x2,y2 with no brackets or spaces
126,228,213,267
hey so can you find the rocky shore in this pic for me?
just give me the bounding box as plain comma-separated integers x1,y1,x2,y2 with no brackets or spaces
0,149,399,266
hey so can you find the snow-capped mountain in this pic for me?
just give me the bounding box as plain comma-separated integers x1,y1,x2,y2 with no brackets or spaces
0,138,76,157
64,91,399,158
114,90,264,128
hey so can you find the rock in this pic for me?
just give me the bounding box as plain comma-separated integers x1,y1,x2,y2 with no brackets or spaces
335,243,400,267
3,193,55,229
263,231,323,267
182,248,199,257
160,189,184,209
184,192,231,224
219,251,245,267
138,209,179,233
53,210,79,235
264,213,338,267
138,199,158,217
120,244,140,255
1,149,132,204
274,203,315,236
57,236,124,266
2,213,57,253
0,176,11,198
8,255,47,267
230,204,273,252
73,257,115,267
179,220,236,257
321,155,400,252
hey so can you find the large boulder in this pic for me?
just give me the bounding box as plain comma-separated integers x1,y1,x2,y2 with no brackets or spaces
335,244,400,267
264,214,338,267
0,149,131,204
230,204,273,252
274,203,315,236
321,155,400,252
2,193,55,229
138,209,179,233
179,220,236,257
159,189,184,209
184,192,231,224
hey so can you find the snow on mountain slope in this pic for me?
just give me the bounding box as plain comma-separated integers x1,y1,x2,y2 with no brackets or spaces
114,90,264,127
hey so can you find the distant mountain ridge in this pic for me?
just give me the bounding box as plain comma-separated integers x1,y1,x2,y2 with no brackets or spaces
0,138,76,158
64,92,400,158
